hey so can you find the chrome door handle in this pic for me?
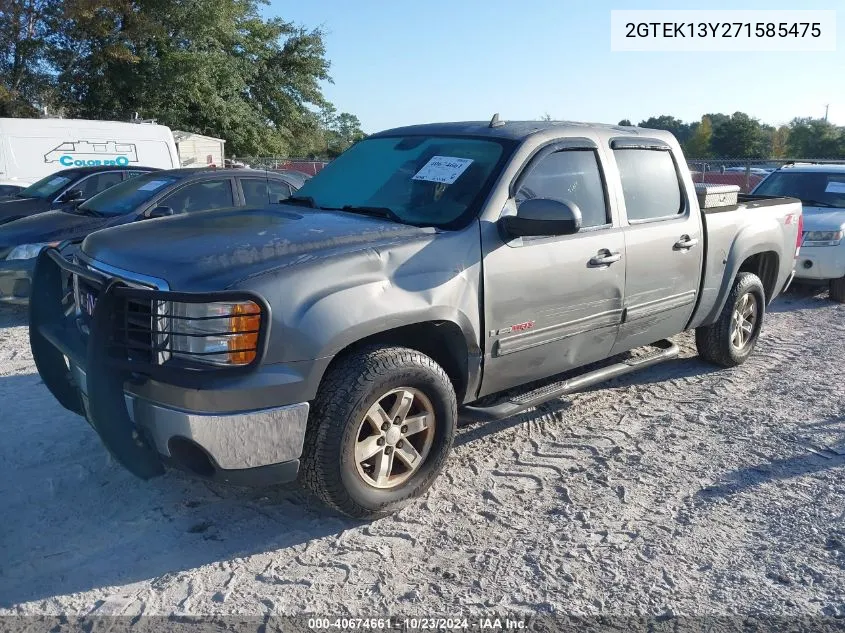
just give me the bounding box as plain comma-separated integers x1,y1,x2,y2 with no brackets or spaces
674,235,699,250
589,250,622,267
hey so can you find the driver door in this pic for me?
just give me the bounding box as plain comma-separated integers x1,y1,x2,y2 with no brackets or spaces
479,145,626,396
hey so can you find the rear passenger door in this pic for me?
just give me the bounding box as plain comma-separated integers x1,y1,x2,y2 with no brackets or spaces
157,177,236,214
608,140,703,354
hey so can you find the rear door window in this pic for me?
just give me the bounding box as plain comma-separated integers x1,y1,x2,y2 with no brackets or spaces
613,149,683,221
241,178,271,206
160,179,235,214
269,179,293,202
73,171,125,199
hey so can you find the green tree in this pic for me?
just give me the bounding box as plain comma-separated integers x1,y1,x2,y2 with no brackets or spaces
771,125,790,158
710,112,767,158
0,0,55,116
335,112,365,145
786,118,845,158
45,0,333,156
617,119,632,126
317,104,364,157
684,115,712,157
637,115,695,144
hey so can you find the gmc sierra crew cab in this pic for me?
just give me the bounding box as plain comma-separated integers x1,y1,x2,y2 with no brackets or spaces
29,118,803,518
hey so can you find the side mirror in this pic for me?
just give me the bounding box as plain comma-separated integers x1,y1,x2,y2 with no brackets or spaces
147,206,174,219
59,189,83,203
501,198,582,237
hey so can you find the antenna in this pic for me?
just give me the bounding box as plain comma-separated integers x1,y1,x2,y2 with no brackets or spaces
488,112,505,128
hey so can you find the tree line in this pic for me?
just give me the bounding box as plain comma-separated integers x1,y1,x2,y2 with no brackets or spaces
0,0,364,158
618,113,845,159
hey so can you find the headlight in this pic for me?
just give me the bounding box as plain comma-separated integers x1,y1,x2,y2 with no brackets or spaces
6,241,60,260
161,300,262,366
802,230,843,247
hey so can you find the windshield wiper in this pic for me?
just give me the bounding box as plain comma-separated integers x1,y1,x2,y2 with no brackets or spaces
801,199,837,208
340,205,403,223
285,195,318,208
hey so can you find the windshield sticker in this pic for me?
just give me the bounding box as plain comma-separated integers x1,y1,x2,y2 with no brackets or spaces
412,156,473,185
48,177,70,187
824,181,845,194
137,180,170,192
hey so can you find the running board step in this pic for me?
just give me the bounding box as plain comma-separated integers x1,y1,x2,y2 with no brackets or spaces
460,339,679,423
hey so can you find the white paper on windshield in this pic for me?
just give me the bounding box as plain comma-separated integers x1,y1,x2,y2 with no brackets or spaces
412,156,473,184
824,181,845,194
48,177,70,186
137,179,170,192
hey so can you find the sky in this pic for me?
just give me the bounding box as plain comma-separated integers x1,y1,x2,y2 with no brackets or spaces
265,0,844,132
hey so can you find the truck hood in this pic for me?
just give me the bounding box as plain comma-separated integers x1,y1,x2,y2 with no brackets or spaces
0,210,113,247
802,207,845,232
81,206,438,290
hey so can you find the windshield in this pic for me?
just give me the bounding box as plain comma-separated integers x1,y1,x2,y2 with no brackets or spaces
753,171,845,208
79,172,178,216
293,135,513,228
18,171,83,199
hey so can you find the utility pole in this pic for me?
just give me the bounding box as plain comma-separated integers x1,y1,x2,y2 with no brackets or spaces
824,104,829,122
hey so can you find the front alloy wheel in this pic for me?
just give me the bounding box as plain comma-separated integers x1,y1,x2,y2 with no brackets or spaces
301,345,457,519
355,388,435,489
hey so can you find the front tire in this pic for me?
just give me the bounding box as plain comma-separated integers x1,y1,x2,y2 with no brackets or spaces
696,272,766,367
830,275,845,303
301,346,457,519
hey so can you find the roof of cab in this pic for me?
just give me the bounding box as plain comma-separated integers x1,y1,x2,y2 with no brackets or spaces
776,163,845,173
55,165,160,175
369,120,674,143
145,167,288,179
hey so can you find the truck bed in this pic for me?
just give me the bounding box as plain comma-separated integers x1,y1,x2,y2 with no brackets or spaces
689,194,802,330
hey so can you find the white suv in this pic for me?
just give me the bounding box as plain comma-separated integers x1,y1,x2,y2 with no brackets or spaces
753,163,845,302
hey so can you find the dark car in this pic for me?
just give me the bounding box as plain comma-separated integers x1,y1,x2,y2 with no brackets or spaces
0,183,26,199
0,166,158,226
0,167,302,303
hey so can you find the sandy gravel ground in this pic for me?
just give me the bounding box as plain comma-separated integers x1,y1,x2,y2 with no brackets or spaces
1,286,843,619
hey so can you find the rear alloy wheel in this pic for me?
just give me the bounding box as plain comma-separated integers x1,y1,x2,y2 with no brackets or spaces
696,272,766,367
730,292,759,350
301,346,457,519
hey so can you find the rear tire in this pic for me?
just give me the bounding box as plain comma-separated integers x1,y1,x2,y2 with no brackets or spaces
696,272,766,368
830,275,845,303
300,346,457,519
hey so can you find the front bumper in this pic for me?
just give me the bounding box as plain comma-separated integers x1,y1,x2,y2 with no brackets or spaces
69,363,309,482
29,248,312,487
795,245,845,281
0,257,35,304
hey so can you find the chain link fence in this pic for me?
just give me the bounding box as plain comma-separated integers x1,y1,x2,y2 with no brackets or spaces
235,157,329,176
686,158,845,192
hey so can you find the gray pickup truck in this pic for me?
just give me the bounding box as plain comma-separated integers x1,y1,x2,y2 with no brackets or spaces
30,119,802,518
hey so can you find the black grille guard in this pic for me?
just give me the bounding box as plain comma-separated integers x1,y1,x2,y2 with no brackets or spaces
29,248,272,389
29,248,271,479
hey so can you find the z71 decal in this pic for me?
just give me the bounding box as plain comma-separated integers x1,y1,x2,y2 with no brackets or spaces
491,321,535,336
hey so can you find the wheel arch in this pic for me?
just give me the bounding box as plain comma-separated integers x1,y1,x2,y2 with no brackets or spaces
319,319,479,404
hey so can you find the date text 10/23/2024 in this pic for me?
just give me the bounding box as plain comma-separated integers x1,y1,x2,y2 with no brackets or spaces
307,617,528,630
